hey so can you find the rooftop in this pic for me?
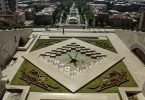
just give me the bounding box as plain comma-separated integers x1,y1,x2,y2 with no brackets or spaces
36,6,56,15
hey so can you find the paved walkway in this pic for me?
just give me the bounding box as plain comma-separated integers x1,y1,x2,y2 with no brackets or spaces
33,28,115,33
108,34,145,88
28,93,120,100
66,2,80,24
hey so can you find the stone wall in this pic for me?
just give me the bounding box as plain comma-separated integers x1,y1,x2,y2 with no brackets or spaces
115,29,145,96
0,29,32,69
115,29,145,54
0,81,6,100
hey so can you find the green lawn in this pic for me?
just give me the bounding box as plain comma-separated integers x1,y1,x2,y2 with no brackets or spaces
10,60,70,93
77,61,138,93
10,38,138,93
80,38,117,53
30,38,117,53
10,60,138,93
30,38,67,52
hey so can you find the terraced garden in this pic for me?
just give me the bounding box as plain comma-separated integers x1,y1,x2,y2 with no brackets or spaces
10,38,138,93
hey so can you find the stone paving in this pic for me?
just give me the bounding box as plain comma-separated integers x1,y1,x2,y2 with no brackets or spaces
3,85,30,100
27,93,120,100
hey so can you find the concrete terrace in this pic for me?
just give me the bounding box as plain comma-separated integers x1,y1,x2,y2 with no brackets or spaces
2,28,145,100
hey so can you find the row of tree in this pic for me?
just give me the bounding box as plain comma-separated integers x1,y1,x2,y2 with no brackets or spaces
0,20,24,30
53,0,73,24
75,0,93,26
